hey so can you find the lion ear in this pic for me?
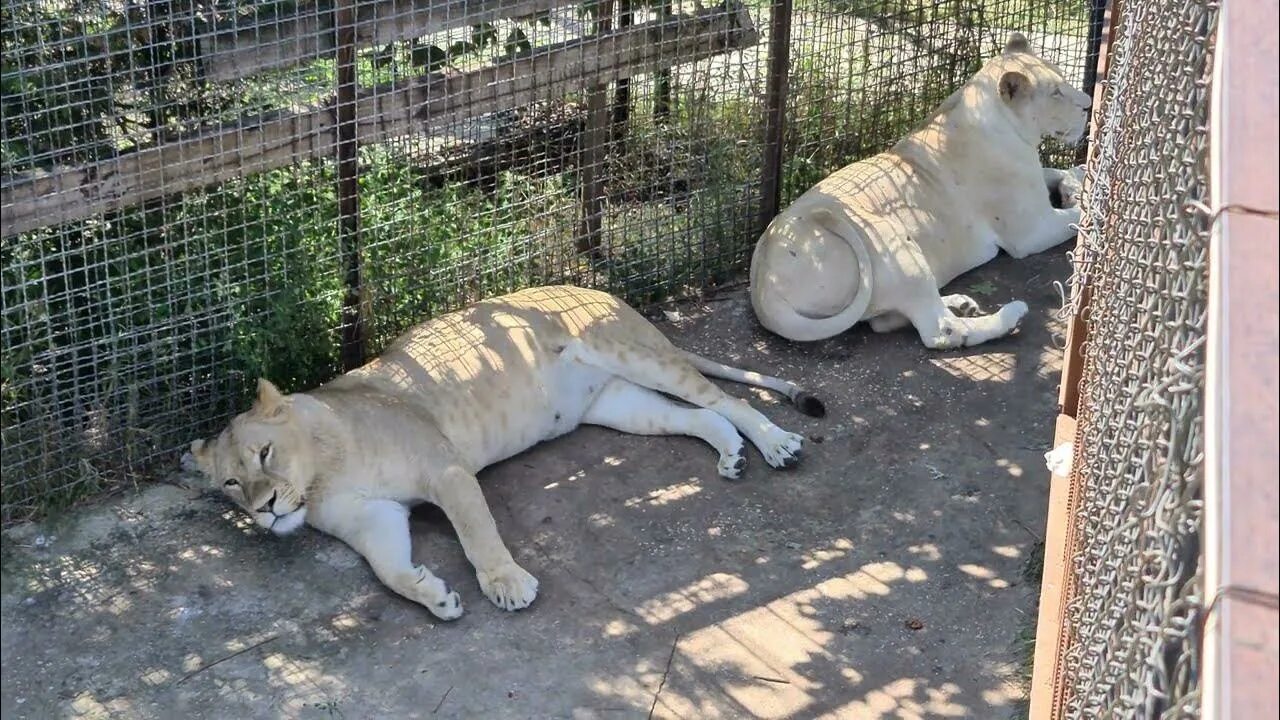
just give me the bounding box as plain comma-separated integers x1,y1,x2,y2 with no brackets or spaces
999,71,1031,103
190,438,212,467
178,437,215,486
1004,33,1030,54
253,378,289,420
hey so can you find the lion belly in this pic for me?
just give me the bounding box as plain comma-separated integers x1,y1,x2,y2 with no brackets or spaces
464,352,614,469
543,355,613,440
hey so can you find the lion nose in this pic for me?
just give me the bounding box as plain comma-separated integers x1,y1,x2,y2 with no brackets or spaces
256,491,278,515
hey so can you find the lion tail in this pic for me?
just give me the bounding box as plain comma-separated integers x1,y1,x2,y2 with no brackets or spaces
679,351,826,418
750,206,875,342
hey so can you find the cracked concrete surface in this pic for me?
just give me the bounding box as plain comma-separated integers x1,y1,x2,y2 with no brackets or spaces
1,250,1069,719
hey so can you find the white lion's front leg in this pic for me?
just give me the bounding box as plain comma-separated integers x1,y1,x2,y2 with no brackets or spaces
430,466,539,612
1002,206,1082,259
320,498,463,620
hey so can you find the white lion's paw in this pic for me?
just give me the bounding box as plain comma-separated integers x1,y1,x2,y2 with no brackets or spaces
717,436,747,480
478,562,539,612
761,429,804,470
943,294,983,317
1000,300,1030,330
413,566,464,621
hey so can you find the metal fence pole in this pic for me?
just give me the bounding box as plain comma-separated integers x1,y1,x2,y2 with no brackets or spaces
758,0,793,237
1076,0,1109,165
653,0,673,122
577,0,615,260
335,0,366,371
612,0,633,152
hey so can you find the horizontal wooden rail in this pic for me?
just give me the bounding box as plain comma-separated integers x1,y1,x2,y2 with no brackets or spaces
1,3,757,238
199,0,575,82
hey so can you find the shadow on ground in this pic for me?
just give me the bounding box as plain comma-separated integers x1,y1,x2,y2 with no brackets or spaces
0,249,1070,719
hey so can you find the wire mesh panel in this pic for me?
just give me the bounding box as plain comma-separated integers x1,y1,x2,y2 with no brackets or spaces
1051,0,1219,715
1,0,1092,521
0,0,772,520
780,0,1093,207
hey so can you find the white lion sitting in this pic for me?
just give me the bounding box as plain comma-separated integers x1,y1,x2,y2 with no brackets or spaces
750,34,1091,348
186,285,823,620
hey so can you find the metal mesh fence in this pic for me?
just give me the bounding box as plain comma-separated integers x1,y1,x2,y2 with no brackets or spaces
781,0,1093,206
1,0,1092,520
1053,0,1219,714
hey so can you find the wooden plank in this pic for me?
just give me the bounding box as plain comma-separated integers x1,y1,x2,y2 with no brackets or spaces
200,0,575,82
1,4,759,238
1029,413,1079,720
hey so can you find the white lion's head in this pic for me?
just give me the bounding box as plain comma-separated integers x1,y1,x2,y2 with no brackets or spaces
986,33,1092,145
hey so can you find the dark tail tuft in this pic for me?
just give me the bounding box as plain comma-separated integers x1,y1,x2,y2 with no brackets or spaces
793,391,827,418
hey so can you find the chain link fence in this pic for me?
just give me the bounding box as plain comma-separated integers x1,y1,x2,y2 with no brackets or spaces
1046,0,1219,714
0,0,1092,520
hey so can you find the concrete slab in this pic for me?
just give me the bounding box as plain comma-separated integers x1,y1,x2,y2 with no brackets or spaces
0,249,1069,719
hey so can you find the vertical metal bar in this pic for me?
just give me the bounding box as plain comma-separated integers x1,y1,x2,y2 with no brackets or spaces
611,0,633,152
759,0,793,236
335,0,365,371
1075,0,1108,165
653,0,673,122
577,0,614,259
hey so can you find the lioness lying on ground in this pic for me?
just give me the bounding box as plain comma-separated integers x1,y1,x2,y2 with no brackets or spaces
750,33,1090,348
187,286,822,620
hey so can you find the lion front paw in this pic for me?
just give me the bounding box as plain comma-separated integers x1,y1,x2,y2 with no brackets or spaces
760,430,804,469
478,562,539,612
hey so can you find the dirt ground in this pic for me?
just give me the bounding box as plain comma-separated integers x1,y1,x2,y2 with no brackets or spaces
0,250,1070,720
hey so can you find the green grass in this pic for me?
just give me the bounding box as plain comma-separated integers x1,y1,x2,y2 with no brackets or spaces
1010,540,1047,720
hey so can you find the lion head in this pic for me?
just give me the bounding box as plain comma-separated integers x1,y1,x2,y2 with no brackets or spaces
188,379,316,535
989,33,1092,145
